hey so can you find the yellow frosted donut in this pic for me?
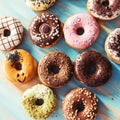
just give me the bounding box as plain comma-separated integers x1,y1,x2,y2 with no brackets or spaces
4,49,37,83
25,0,56,11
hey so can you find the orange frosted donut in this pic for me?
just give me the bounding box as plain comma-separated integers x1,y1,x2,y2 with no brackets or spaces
4,49,37,83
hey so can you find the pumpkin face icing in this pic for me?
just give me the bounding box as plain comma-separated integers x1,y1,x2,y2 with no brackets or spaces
5,49,37,83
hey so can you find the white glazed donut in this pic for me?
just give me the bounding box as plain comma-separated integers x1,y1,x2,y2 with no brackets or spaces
0,16,24,51
105,28,120,64
25,0,56,11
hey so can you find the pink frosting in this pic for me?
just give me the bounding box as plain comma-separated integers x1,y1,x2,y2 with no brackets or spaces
63,14,99,50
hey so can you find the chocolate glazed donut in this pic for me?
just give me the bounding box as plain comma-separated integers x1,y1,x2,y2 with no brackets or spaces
62,88,98,120
74,50,112,87
28,12,63,48
38,51,73,88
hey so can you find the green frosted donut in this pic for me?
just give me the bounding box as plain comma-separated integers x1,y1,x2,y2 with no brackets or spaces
21,84,57,119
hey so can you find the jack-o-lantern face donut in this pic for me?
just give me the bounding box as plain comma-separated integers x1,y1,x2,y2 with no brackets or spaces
4,49,37,83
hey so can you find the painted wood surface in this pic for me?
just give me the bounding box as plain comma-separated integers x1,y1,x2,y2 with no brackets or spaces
0,0,120,120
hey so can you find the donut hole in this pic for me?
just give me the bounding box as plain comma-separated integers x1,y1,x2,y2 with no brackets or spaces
14,62,22,70
76,28,84,35
75,102,85,112
102,0,109,7
35,99,44,106
89,64,96,74
48,64,59,74
4,29,11,37
39,23,51,34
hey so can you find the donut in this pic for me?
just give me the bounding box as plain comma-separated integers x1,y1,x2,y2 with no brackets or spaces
74,50,112,87
62,88,98,120
28,12,63,48
63,13,99,50
4,49,37,83
22,84,57,119
0,16,24,51
87,0,120,20
38,51,73,88
105,28,120,64
25,0,56,11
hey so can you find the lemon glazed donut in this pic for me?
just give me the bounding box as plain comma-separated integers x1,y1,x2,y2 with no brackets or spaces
4,49,37,83
105,28,120,64
38,51,74,88
63,13,99,50
87,0,120,20
28,12,63,48
22,84,57,119
62,88,98,120
25,0,56,11
0,16,24,51
74,50,112,87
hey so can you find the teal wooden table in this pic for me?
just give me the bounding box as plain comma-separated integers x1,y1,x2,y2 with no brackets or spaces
0,0,120,120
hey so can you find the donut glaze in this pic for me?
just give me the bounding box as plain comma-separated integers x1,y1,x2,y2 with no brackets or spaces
4,49,37,83
105,28,120,64
25,0,56,11
28,12,63,48
63,13,99,50
0,16,24,51
22,84,57,119
74,50,112,87
87,0,120,20
38,51,73,88
62,88,98,120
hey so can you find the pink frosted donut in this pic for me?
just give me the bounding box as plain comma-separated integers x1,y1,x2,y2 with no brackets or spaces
63,14,99,50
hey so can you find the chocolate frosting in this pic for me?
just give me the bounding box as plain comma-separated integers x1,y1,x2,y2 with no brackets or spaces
62,88,98,120
29,12,62,48
74,50,112,87
38,52,73,88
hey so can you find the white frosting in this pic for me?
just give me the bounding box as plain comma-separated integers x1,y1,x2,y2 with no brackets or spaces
105,28,120,61
87,0,120,20
0,16,24,51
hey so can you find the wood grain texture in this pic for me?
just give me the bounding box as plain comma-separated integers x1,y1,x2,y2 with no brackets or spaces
0,0,120,120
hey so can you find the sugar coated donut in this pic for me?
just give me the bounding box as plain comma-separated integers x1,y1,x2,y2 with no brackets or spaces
62,88,98,120
74,50,112,87
0,16,24,51
38,51,73,88
22,84,57,119
4,49,37,83
29,12,63,48
87,0,120,20
105,28,120,64
25,0,56,11
63,13,99,50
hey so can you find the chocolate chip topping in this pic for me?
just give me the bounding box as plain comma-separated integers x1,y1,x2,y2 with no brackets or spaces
38,52,73,88
88,0,120,20
107,28,120,57
7,51,20,63
93,0,113,17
